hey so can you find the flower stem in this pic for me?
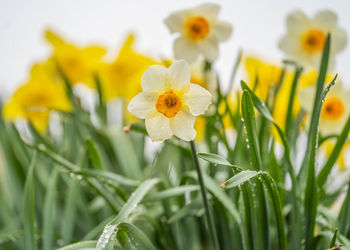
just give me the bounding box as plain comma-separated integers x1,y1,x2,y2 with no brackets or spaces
190,140,219,250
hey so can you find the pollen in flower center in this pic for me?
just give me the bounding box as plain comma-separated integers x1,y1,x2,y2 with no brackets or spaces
321,97,345,121
185,16,210,41
301,29,326,54
156,90,182,118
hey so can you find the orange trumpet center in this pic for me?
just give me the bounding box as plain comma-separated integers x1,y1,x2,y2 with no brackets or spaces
156,90,182,118
185,16,210,41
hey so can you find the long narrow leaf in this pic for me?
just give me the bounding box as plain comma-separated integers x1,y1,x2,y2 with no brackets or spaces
23,152,38,250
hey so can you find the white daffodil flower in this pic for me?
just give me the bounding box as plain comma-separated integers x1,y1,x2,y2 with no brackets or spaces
128,60,212,142
279,10,347,69
164,3,232,63
299,81,350,136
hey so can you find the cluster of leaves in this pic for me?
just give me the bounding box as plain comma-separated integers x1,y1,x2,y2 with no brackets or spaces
0,35,350,250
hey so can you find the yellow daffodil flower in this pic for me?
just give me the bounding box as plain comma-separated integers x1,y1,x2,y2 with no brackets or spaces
3,62,72,133
244,56,283,101
279,10,347,69
98,34,160,101
164,3,232,63
128,60,212,142
45,29,106,88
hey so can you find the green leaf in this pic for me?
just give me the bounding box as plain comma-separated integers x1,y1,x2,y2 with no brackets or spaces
57,240,97,250
329,229,338,248
23,152,38,250
109,178,160,224
86,137,105,170
43,167,59,250
223,170,259,189
184,172,242,226
303,34,332,250
241,90,269,250
196,152,243,172
338,180,350,234
168,200,204,223
75,169,139,187
113,130,142,179
241,90,262,170
241,80,300,249
27,142,139,187
284,65,303,139
117,222,157,250
317,116,350,187
94,74,107,126
96,179,160,249
145,185,199,202
260,173,286,250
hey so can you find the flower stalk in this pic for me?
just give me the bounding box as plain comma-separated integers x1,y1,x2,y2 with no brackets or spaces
190,140,219,250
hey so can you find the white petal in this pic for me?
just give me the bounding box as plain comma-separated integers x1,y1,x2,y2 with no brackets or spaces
174,36,199,63
194,3,220,19
145,113,173,142
211,20,233,41
183,83,212,116
197,37,219,62
298,87,315,112
141,65,167,92
314,10,338,28
170,110,196,141
278,34,300,54
167,60,191,90
128,92,157,119
164,10,192,34
332,27,347,53
286,10,310,35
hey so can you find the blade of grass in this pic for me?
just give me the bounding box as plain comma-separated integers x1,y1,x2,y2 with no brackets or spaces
117,222,157,250
96,179,160,249
337,180,350,234
57,240,97,250
284,65,303,140
303,34,333,250
241,91,269,250
43,167,59,250
241,80,300,249
86,137,106,170
23,152,38,250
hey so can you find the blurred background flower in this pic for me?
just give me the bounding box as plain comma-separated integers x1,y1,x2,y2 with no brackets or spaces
1,0,350,100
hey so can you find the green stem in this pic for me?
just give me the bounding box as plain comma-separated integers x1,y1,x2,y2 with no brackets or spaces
189,141,219,250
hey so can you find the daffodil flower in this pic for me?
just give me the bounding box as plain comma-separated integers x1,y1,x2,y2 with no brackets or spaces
45,29,106,88
99,34,161,101
128,60,212,142
164,3,232,63
3,62,72,133
244,56,284,101
279,10,347,69
299,80,350,136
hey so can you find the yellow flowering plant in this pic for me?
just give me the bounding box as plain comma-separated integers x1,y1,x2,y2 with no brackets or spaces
1,3,350,250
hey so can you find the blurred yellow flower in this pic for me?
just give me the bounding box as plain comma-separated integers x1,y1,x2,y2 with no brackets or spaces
3,62,72,133
279,10,347,69
45,29,106,88
244,56,283,101
98,34,160,101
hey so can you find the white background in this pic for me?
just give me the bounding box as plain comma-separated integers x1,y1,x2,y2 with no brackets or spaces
1,0,349,100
